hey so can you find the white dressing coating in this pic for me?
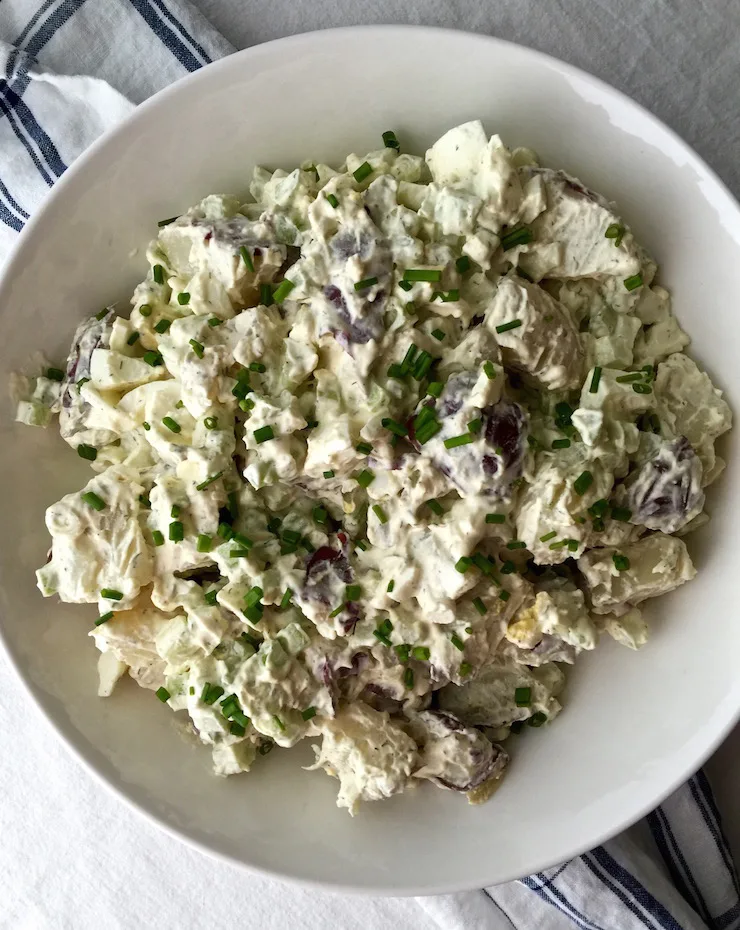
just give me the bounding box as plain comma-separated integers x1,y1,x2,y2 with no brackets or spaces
16,122,731,814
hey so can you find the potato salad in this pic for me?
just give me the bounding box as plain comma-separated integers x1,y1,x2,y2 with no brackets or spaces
15,121,731,815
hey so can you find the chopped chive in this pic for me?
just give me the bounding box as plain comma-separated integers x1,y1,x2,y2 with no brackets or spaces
201,683,224,706
632,382,652,394
589,499,609,518
451,632,466,651
95,611,114,626
230,548,251,559
611,506,632,522
249,361,266,373
189,339,204,358
486,513,506,524
169,521,184,542
254,425,275,443
162,416,180,434
624,273,643,291
552,438,571,449
605,223,625,246
483,361,497,381
329,604,344,619
613,553,631,572
302,706,317,721
394,644,411,662
467,418,482,434
177,292,190,306
459,661,472,677
412,350,434,381
260,283,273,306
125,330,141,348
258,740,274,756
311,506,328,526
272,279,295,303
153,264,165,285
589,366,602,393
616,372,643,383
354,276,378,292
381,417,408,437
455,556,473,574
207,317,222,328
356,441,373,455
382,129,400,149
325,192,339,208
77,377,91,393
473,553,495,576
143,350,163,367
398,280,414,293
152,530,164,547
154,318,171,334
444,433,475,449
500,560,515,575
412,646,430,661
232,532,253,550
77,444,97,461
499,590,511,602
566,539,579,552
279,588,293,610
81,491,106,511
426,381,444,398
372,504,388,524
95,308,110,321
515,687,532,707
573,471,594,495
500,225,533,250
549,540,566,550
239,245,255,273
431,329,445,341
507,540,527,550
456,255,471,274
403,667,414,689
323,469,335,478
387,579,395,593
217,523,234,540
356,469,375,488
353,161,373,183
138,304,152,317
345,584,362,602
495,319,522,334
403,268,442,283
156,687,170,703
244,586,263,608
472,597,487,616
528,712,547,727
204,416,218,430
170,504,181,518
387,362,405,379
195,470,223,491
540,531,557,542
196,534,212,552
100,588,123,601
416,419,442,444
158,215,179,227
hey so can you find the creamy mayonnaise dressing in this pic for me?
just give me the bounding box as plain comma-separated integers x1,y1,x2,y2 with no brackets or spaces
15,121,732,814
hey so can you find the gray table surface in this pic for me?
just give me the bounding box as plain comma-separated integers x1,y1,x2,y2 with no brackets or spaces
194,0,740,856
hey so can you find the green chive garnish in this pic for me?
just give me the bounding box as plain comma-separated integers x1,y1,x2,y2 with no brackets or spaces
95,612,114,626
170,504,181,519
240,245,255,273
624,273,643,291
156,687,170,703
431,328,445,341
589,366,602,393
189,339,204,358
496,319,522,334
100,588,123,601
81,491,106,511
611,506,632,522
254,425,275,443
260,283,273,306
451,632,466,651
459,661,472,677
507,540,527,550
158,215,179,227
412,646,430,661
323,469,334,478
540,531,557,542
153,264,165,285
499,590,511,602
177,292,190,305
354,276,378,292
345,584,362,602
143,350,163,367
169,521,184,542
501,225,533,250
398,280,413,292
139,304,152,317
162,416,180,434
605,223,625,246
484,360,496,380
353,161,373,183
456,255,471,274
152,530,164,547
372,504,388,524
632,383,652,394
302,706,317,721
514,686,532,706
529,712,547,727
77,444,97,461
356,441,373,455
195,471,223,491
329,605,344,618
472,597,487,616
394,644,411,662
552,438,571,449
325,192,339,208
455,556,473,573
381,417,408,437
126,331,140,346
386,579,395,593
613,553,631,572
154,318,171,334
403,268,442,283
272,279,295,303
403,667,414,689
444,433,474,449
356,469,375,488
573,471,594,495
426,381,444,398
382,130,400,150
196,534,212,553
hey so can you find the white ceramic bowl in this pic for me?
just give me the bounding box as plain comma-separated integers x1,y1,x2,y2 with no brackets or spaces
1,26,739,894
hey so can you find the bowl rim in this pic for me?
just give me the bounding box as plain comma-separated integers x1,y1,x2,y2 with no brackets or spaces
2,23,740,895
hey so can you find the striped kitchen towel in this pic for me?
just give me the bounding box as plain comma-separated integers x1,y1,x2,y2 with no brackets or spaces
0,3,739,928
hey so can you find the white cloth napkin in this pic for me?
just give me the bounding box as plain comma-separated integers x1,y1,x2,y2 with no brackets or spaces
1,3,739,928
